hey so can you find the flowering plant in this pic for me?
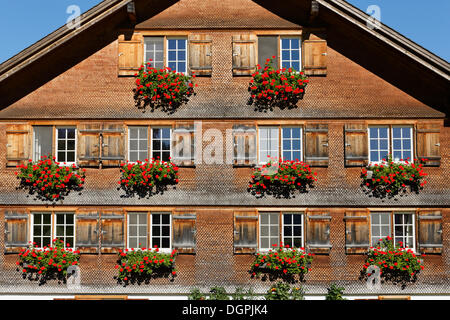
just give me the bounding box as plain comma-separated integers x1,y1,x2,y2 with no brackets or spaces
133,60,196,114
264,281,305,300
250,243,313,282
16,238,80,284
15,155,85,202
361,154,428,199
118,158,179,198
362,237,424,287
248,158,317,198
247,57,309,112
115,246,177,285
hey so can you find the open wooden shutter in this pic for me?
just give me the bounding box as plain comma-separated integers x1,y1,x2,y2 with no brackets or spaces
233,211,258,254
418,210,442,254
101,123,125,167
344,123,368,167
416,123,441,166
233,124,257,166
303,32,327,76
306,211,332,254
172,122,195,166
172,211,196,254
4,209,29,253
188,34,212,76
232,34,257,76
118,33,144,76
75,209,99,253
77,123,101,167
304,124,328,167
6,124,30,167
100,209,125,253
344,210,370,254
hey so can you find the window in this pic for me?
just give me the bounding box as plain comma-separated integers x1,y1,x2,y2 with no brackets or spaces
167,38,187,74
257,35,301,71
280,37,301,71
259,211,304,251
143,36,188,74
258,126,303,164
128,126,148,163
56,127,76,165
32,212,75,248
144,37,164,69
281,127,302,161
258,127,279,164
370,211,415,251
152,127,171,161
368,125,413,163
127,212,171,252
33,126,53,161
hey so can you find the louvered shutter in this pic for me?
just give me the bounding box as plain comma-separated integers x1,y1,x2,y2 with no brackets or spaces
189,34,212,76
303,32,327,76
4,209,29,253
172,122,195,166
172,211,196,254
304,124,328,167
100,209,125,253
344,123,369,167
233,124,257,166
118,33,144,76
306,211,332,254
418,210,442,254
233,211,258,254
101,123,126,167
344,211,370,254
232,34,257,76
416,123,441,166
75,209,99,253
6,124,30,167
77,123,101,167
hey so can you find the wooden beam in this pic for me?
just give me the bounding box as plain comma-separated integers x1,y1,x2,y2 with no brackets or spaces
127,1,136,24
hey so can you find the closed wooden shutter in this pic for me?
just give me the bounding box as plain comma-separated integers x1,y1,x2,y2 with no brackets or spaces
304,124,328,167
4,209,29,253
344,210,370,254
416,123,441,166
418,210,442,254
100,209,125,253
172,122,195,166
6,124,30,167
232,34,257,76
344,123,368,167
188,34,212,76
172,211,196,254
233,211,258,254
306,211,332,254
303,32,327,76
233,124,257,166
75,209,99,253
77,123,101,167
118,33,144,76
101,123,125,167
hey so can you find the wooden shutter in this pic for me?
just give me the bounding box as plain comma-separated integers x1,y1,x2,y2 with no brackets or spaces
118,33,144,76
233,124,257,166
172,122,195,166
6,124,30,167
4,209,29,253
306,211,332,254
416,123,441,166
75,209,99,253
101,123,125,167
172,211,196,254
233,211,258,254
344,123,368,167
418,210,442,254
100,209,125,253
232,34,257,76
304,124,328,167
344,211,370,254
77,123,101,167
303,32,327,76
189,34,212,76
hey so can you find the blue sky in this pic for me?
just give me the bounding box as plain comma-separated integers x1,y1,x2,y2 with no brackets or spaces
0,0,449,64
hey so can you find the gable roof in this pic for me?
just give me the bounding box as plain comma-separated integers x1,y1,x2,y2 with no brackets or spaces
0,0,448,115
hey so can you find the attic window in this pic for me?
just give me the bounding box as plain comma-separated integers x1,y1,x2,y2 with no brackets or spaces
167,38,187,74
144,37,164,69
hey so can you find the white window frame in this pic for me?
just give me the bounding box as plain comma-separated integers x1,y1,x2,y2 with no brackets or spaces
31,212,75,249
55,127,77,166
393,212,416,252
150,212,172,253
128,126,149,163
151,126,172,162
281,126,303,162
258,126,279,164
54,212,76,249
127,212,148,250
391,125,414,163
368,125,390,164
370,212,391,247
144,36,164,68
259,212,280,252
279,36,302,72
281,212,304,249
166,37,188,75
